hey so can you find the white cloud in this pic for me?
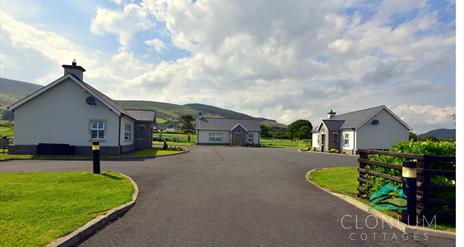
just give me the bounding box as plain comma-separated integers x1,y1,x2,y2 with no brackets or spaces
90,3,153,49
393,104,455,132
144,38,167,53
0,1,455,133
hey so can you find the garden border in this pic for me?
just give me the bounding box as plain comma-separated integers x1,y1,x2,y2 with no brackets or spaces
0,150,189,162
45,173,139,247
305,168,455,239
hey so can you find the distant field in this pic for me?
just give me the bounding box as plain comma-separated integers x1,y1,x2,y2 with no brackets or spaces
261,138,309,148
154,132,196,143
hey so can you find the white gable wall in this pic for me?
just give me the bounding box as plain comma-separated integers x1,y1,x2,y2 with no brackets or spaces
356,109,409,150
14,78,120,146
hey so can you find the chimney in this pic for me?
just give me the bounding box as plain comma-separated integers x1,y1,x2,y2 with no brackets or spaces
327,110,336,119
62,59,86,81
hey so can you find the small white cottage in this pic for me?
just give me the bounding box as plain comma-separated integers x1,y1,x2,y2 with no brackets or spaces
196,117,261,146
311,105,411,154
8,61,155,155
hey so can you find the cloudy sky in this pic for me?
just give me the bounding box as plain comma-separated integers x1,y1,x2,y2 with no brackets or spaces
0,0,455,133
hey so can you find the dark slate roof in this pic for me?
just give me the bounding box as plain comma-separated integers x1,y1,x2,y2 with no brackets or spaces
321,119,345,130
196,118,261,132
126,110,156,121
326,105,385,129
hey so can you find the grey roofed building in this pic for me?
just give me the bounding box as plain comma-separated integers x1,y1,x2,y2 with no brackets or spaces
196,118,261,146
312,105,411,154
126,110,156,122
8,61,156,155
196,118,261,131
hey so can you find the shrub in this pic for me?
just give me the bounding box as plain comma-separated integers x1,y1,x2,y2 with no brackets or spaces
362,140,455,196
162,141,168,150
329,148,339,153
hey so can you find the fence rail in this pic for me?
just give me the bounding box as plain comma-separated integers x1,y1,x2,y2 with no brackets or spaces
357,149,455,225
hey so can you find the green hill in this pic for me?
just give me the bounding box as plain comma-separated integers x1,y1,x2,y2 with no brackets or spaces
418,128,455,140
0,77,287,129
117,101,286,129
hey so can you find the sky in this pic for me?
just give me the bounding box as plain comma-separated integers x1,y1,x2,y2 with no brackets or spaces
0,0,456,133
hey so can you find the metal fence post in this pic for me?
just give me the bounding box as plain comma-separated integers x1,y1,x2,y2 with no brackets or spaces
92,142,101,174
402,160,417,225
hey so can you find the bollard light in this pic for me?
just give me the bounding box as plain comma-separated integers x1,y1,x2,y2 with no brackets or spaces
402,160,417,225
92,141,101,174
402,162,417,178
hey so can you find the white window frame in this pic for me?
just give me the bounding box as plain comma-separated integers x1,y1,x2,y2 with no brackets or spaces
125,123,132,141
344,133,349,147
90,120,105,140
209,132,224,141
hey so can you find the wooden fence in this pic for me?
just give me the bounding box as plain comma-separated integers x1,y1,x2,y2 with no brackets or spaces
358,149,455,225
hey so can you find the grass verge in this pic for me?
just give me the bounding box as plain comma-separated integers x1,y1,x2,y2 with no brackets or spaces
307,167,455,232
261,138,309,148
134,147,187,157
0,171,134,247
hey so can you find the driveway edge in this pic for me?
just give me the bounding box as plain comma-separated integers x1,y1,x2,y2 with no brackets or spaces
0,150,189,162
46,173,140,247
305,169,455,240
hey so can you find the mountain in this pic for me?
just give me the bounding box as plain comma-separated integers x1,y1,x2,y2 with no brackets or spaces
117,101,286,129
0,78,42,106
0,77,286,129
418,128,455,140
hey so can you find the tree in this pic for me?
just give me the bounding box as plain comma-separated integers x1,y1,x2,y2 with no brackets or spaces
260,125,271,138
288,119,313,140
180,115,195,132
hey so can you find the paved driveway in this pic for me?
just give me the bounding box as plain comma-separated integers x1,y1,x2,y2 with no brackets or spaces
0,146,455,247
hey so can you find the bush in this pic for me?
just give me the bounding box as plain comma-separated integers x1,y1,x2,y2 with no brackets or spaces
162,141,168,150
329,148,339,153
362,140,456,196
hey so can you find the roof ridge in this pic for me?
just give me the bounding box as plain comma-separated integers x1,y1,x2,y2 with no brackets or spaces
330,105,385,118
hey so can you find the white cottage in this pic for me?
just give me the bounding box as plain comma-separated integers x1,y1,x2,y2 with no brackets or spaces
8,61,155,155
311,106,411,154
196,118,261,146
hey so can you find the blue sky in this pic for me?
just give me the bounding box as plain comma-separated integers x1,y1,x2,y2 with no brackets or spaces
0,0,456,133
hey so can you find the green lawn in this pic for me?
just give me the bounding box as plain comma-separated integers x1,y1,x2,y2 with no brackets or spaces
261,138,309,148
307,167,358,195
134,147,187,157
153,141,193,146
0,171,134,247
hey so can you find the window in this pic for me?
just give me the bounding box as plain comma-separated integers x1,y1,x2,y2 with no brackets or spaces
125,124,132,141
344,133,349,146
209,132,224,141
90,120,105,139
248,134,254,144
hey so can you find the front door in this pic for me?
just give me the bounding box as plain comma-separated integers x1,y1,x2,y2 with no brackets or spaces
231,125,247,146
232,133,243,146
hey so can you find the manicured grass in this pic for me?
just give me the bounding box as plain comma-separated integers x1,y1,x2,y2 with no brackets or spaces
134,147,187,157
153,141,192,146
153,132,196,144
261,138,309,148
0,171,134,247
308,167,358,195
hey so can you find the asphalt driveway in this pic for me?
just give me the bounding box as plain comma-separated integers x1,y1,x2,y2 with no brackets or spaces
0,146,455,247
